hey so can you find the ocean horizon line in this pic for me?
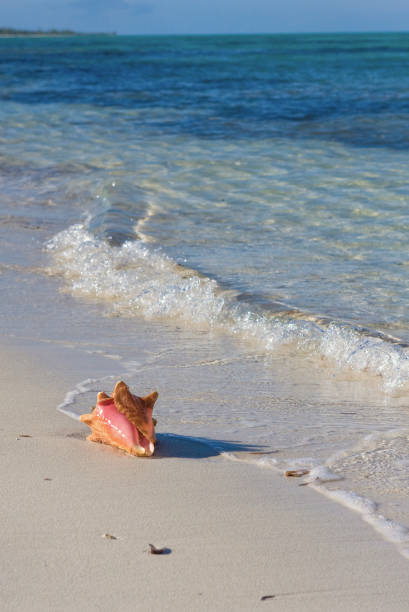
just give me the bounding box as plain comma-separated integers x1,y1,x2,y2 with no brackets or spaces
2,29,409,39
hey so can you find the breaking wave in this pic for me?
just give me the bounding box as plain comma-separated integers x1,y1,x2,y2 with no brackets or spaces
46,224,409,390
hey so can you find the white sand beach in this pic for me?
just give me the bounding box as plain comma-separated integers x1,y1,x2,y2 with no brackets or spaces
1,337,409,612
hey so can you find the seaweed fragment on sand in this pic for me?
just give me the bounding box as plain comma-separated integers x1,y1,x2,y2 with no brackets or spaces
285,469,310,478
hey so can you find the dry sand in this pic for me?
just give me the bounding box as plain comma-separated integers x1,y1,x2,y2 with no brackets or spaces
1,337,409,611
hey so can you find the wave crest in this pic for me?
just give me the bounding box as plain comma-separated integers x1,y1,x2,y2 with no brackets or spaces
46,224,409,390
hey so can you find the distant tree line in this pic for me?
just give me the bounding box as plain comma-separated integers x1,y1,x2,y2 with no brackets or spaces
0,27,115,36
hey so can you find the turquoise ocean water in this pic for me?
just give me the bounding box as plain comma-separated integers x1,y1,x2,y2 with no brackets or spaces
2,33,409,554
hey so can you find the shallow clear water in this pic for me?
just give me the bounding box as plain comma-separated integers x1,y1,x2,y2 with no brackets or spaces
2,32,409,555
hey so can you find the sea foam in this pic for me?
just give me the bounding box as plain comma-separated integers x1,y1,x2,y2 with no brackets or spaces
46,224,409,390
313,486,409,558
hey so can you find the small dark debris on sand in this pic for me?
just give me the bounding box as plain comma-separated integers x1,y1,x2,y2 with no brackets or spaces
149,543,171,555
260,594,276,601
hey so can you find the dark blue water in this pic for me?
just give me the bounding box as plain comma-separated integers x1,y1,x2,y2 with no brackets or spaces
2,33,409,145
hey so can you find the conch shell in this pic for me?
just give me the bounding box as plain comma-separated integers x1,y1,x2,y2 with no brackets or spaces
80,381,158,457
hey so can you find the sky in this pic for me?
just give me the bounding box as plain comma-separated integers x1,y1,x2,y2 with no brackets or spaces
2,0,409,35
